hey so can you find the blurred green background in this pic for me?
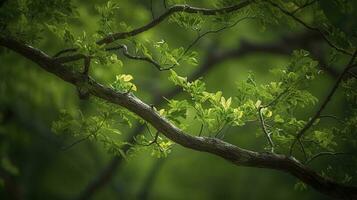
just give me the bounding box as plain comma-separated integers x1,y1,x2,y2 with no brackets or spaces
0,0,353,199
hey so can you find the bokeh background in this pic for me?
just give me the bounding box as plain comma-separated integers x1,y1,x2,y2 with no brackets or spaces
0,0,354,199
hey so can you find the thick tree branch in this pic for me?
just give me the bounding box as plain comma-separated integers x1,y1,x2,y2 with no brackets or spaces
96,1,251,44
1,37,357,200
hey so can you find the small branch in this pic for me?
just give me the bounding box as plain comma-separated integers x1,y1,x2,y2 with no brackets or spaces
257,87,291,152
298,138,307,161
348,71,357,79
266,0,352,56
291,0,318,14
106,44,165,71
53,48,77,57
61,114,107,150
319,115,345,124
290,49,357,155
166,16,255,70
142,124,160,146
198,124,204,136
150,0,155,20
53,54,87,63
262,87,290,108
83,56,91,75
306,152,353,164
97,1,251,44
214,123,227,138
258,107,274,152
184,17,255,55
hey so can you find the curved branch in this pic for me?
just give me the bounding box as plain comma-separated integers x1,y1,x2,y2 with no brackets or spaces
1,37,357,200
96,1,251,44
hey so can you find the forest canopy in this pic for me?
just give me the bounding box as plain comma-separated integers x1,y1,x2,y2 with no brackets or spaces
0,0,357,199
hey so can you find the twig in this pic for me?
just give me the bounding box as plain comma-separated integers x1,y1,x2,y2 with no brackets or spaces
257,87,291,152
198,124,203,136
215,123,227,138
142,124,160,146
150,0,155,20
97,1,251,44
291,0,318,14
290,49,357,156
53,48,77,57
53,54,87,63
318,115,345,124
185,17,254,55
83,56,91,75
298,138,307,161
266,0,352,56
306,152,353,164
106,44,165,71
167,16,255,70
261,87,290,108
348,71,357,79
258,107,274,152
61,114,107,151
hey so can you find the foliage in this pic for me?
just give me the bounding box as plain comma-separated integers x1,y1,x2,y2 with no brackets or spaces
1,0,357,199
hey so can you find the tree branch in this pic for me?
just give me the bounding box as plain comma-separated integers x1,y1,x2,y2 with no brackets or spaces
1,36,357,200
306,152,353,165
290,49,357,155
96,1,251,44
265,0,352,56
106,44,165,71
291,0,318,14
258,107,274,152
